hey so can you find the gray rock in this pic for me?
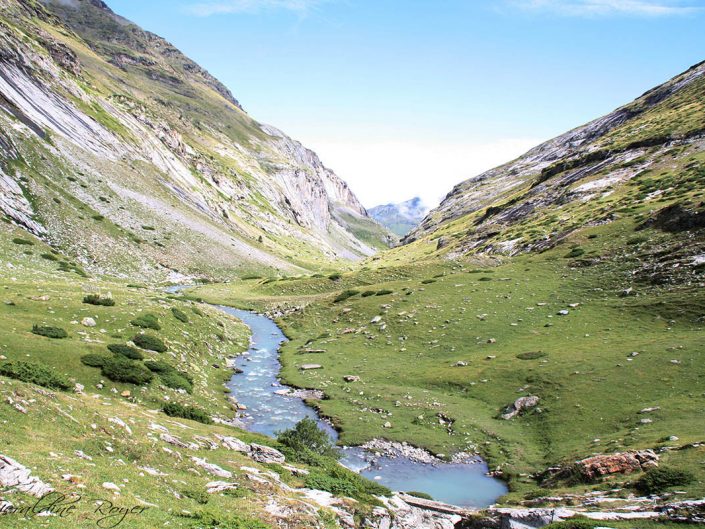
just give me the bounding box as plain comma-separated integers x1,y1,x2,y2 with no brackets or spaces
249,443,285,464
501,396,540,420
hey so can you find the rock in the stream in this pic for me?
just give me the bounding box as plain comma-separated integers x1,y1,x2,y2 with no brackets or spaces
501,396,540,420
0,454,53,497
249,443,285,464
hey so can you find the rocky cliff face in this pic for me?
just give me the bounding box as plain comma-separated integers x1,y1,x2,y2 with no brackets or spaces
369,196,429,236
0,0,389,279
404,61,705,267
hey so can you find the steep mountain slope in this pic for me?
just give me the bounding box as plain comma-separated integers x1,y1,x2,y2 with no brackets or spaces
403,60,705,278
369,196,429,236
0,0,389,281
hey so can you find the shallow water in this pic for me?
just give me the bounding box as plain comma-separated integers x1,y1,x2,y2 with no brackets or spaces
216,304,508,507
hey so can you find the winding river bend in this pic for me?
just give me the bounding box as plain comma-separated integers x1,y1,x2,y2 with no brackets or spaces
214,305,507,508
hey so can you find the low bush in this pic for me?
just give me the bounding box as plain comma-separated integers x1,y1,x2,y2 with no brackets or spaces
81,354,109,368
516,351,547,360
182,488,209,505
159,370,193,393
375,289,393,296
171,307,189,323
405,491,434,500
565,247,585,258
543,519,596,529
241,274,262,280
191,306,205,317
130,313,161,331
361,290,376,297
101,356,154,385
304,463,390,501
107,344,144,360
635,467,694,495
31,325,68,339
0,360,72,390
421,279,436,284
40,253,58,261
334,290,359,303
144,360,173,373
328,273,342,281
162,402,212,424
83,294,115,306
12,237,34,245
132,333,167,352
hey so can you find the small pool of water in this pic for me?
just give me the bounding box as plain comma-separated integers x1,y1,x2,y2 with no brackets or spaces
215,304,507,508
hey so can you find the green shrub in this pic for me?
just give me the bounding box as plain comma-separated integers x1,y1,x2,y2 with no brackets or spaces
328,273,342,281
277,417,339,459
0,361,71,390
12,237,34,245
241,274,262,280
478,276,494,281
40,253,58,261
132,333,167,352
107,344,144,360
101,356,154,385
334,290,359,303
182,488,209,504
191,306,205,317
31,325,68,339
516,351,547,360
627,236,648,246
162,402,212,424
565,247,585,258
635,467,694,495
304,463,390,501
375,289,393,296
361,290,376,297
421,279,436,284
83,294,115,306
81,354,109,368
92,214,104,221
544,519,597,529
405,491,434,500
171,307,189,323
159,370,193,393
144,360,173,373
130,313,161,330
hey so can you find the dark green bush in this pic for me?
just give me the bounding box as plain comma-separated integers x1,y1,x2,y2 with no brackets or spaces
12,238,34,245
334,290,359,303
241,274,262,280
182,488,209,504
516,351,547,360
191,306,205,317
328,273,342,281
421,279,436,284
101,356,154,385
159,370,193,393
130,313,161,331
565,247,585,258
0,360,71,390
144,360,173,373
83,294,115,306
277,417,339,459
32,325,68,339
107,344,144,360
132,333,167,352
81,354,109,368
544,519,597,529
171,307,189,323
304,463,390,501
41,253,58,261
361,290,376,297
405,491,434,500
375,289,393,296
162,402,212,424
635,467,694,495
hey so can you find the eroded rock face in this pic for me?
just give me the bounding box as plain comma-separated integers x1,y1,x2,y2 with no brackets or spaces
0,453,54,497
575,450,659,480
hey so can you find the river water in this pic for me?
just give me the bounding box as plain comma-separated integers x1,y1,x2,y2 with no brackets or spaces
215,305,507,508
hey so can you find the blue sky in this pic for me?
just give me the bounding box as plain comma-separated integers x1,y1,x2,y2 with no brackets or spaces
109,0,705,207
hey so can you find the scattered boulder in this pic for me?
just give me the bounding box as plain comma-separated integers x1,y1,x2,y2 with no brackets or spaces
190,456,232,478
548,450,660,483
216,435,250,453
0,454,54,497
81,317,96,327
343,375,361,382
102,482,121,493
300,364,322,370
206,481,239,493
249,443,285,464
501,396,540,420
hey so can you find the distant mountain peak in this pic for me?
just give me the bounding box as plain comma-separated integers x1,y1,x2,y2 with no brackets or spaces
369,197,430,237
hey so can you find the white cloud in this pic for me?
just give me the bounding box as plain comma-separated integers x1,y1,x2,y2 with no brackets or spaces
508,0,702,16
305,137,543,209
185,0,327,16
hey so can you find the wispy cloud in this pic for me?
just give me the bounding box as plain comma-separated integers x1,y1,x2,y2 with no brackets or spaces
508,0,703,16
185,0,328,16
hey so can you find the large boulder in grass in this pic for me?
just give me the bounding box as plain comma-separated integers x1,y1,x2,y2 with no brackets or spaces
249,444,285,464
500,396,540,420
575,450,659,481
